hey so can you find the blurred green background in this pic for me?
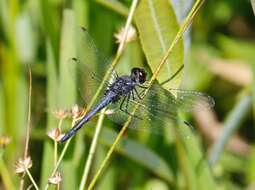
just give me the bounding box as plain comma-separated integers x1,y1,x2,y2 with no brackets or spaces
0,0,255,189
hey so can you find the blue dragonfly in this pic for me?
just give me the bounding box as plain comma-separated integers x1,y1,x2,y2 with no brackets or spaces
60,27,215,142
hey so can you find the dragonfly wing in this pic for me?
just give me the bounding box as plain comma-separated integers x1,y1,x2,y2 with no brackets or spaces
75,27,118,80
66,58,109,106
106,85,179,134
168,89,215,112
62,27,118,110
141,83,215,113
106,82,214,134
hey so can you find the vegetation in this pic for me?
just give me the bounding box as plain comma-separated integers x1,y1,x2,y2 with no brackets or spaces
0,0,254,189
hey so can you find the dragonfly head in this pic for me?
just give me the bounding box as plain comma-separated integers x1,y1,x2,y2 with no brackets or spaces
131,68,147,84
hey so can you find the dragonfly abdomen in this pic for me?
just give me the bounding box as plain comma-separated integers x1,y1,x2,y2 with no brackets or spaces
60,93,115,142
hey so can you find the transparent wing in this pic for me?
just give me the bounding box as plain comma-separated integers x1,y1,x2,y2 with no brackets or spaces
106,83,179,134
61,27,118,110
67,58,112,108
106,82,214,134
75,27,118,80
168,88,215,111
145,84,215,112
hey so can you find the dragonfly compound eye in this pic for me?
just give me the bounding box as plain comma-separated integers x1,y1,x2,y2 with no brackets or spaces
131,67,147,84
138,69,146,84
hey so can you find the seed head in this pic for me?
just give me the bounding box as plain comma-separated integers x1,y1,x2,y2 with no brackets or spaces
114,26,136,44
48,171,62,185
15,157,32,175
52,109,69,119
71,104,84,119
47,128,64,142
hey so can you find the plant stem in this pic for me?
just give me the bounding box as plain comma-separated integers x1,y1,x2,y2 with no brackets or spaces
44,120,74,190
87,0,204,189
54,119,62,166
20,67,32,190
24,68,32,163
209,94,252,165
79,108,106,190
54,141,58,166
25,168,39,190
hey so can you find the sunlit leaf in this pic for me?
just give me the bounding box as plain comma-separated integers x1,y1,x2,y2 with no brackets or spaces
135,0,184,89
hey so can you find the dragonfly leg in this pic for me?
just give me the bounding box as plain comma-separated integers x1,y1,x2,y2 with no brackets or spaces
134,88,144,100
119,93,130,113
131,90,135,100
138,84,148,89
120,93,143,120
125,92,131,111
137,85,149,97
119,95,127,110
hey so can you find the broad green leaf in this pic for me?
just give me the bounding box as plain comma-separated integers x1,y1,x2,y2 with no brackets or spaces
177,124,216,190
40,40,58,189
40,0,60,62
40,9,80,189
58,10,80,190
86,127,174,184
135,0,184,89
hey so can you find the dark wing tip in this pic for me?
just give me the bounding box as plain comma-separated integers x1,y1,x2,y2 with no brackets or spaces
81,27,87,31
183,121,196,134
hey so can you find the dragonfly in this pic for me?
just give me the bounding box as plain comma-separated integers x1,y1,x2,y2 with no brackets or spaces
60,27,215,142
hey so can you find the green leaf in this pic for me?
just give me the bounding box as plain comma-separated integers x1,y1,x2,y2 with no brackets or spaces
40,9,80,189
40,39,58,189
86,127,174,184
58,10,81,189
95,0,129,17
177,124,216,190
0,151,15,190
135,0,184,89
40,0,60,63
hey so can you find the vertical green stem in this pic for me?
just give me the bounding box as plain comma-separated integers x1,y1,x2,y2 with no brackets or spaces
54,141,58,166
44,120,75,190
20,68,32,190
79,108,106,190
25,168,39,190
